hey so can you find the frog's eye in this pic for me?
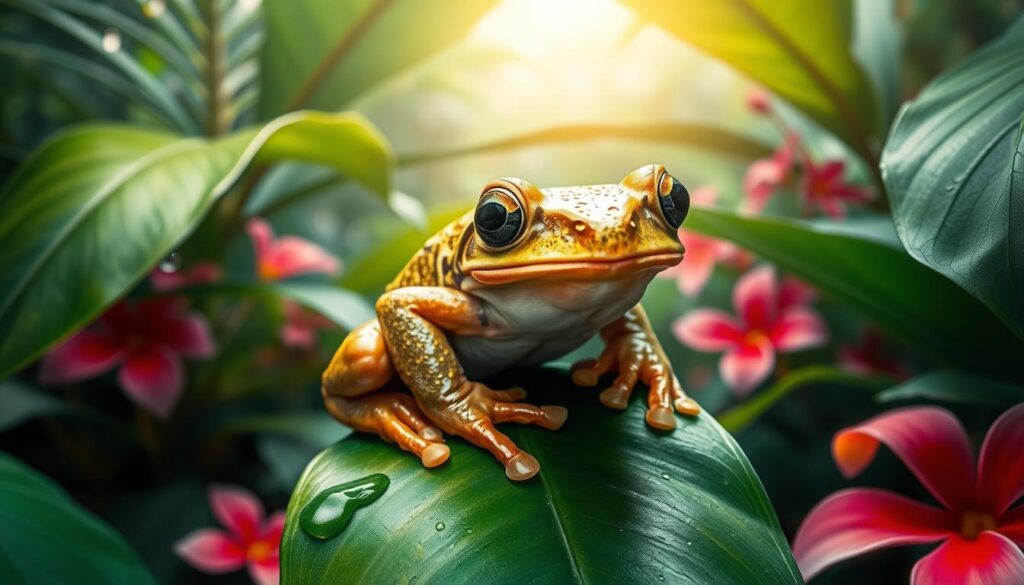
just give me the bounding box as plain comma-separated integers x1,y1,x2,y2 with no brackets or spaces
474,189,524,249
657,172,690,229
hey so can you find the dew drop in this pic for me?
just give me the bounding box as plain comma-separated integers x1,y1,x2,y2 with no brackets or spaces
102,28,122,53
159,251,182,273
142,0,166,18
660,473,670,480
435,522,446,531
299,473,389,540
686,541,692,546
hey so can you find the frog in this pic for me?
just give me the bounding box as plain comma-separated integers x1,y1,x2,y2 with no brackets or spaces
321,164,700,481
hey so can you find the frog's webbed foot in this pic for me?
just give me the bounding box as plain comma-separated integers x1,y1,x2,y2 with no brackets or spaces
423,383,567,481
571,333,700,431
323,390,450,468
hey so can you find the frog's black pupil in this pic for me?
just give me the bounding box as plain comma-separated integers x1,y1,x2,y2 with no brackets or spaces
476,201,507,231
659,177,690,228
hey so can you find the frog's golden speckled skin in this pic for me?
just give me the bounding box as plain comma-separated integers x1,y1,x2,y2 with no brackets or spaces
322,164,700,481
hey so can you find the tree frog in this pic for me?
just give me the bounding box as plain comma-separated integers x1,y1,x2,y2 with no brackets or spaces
322,165,700,481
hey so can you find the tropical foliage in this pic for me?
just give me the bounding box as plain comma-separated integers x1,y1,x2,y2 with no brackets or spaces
1,1,1022,584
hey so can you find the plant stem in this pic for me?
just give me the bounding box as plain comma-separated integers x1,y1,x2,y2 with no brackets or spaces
201,0,229,137
284,0,396,111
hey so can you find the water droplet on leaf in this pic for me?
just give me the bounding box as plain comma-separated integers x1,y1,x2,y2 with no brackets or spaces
299,473,389,540
435,522,445,531
142,0,166,18
159,251,182,273
102,28,121,53
660,473,670,480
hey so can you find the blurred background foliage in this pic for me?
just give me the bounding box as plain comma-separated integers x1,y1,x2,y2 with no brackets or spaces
0,0,1023,583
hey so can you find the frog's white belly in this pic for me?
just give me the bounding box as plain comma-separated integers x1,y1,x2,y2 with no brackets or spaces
453,275,654,378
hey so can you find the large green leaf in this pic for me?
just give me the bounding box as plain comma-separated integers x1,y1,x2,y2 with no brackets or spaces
881,17,1024,339
620,0,878,161
282,369,800,584
0,452,156,584
877,370,1024,408
686,207,1024,374
259,0,498,117
0,111,391,377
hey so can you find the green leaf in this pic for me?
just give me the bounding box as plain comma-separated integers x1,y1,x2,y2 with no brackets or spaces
281,369,801,584
271,282,375,330
260,0,499,117
0,380,109,431
881,17,1024,339
877,370,1024,408
685,207,1024,374
718,366,888,433
619,0,878,161
396,123,772,167
0,111,391,378
0,452,156,584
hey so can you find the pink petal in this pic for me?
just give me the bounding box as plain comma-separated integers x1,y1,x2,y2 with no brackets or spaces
261,237,340,281
911,532,1024,585
733,265,777,330
261,511,286,546
999,505,1024,545
831,183,875,203
815,160,846,182
720,336,775,396
977,403,1024,515
672,310,744,352
248,558,280,585
743,160,782,213
770,307,827,352
38,330,125,385
246,219,274,267
174,528,246,574
672,242,717,297
792,488,952,581
778,276,817,309
746,88,771,114
117,345,183,418
210,485,265,543
817,196,847,219
689,185,719,206
832,406,976,512
161,313,217,359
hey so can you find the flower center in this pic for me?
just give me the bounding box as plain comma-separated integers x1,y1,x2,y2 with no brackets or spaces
959,511,996,540
247,540,273,562
745,330,770,346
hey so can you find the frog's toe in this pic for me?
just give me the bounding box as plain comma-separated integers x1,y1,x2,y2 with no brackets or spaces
505,451,540,481
570,357,611,387
491,401,567,430
646,406,677,430
421,443,450,468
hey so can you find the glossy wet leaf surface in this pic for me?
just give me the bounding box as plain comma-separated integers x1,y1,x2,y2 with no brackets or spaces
876,370,1024,408
881,17,1024,338
0,112,389,377
282,369,800,584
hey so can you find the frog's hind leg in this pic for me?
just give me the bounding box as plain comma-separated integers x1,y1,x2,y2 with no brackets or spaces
321,320,450,468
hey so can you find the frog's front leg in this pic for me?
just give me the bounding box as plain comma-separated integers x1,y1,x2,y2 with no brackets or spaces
376,287,568,480
571,304,700,430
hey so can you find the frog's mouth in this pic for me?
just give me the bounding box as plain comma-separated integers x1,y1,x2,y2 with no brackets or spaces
468,252,683,285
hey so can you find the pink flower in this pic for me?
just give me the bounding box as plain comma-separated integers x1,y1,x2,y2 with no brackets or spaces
673,265,827,395
658,187,752,297
39,298,215,418
800,158,874,218
150,261,223,292
280,300,335,350
175,486,284,585
746,87,772,115
743,134,798,213
838,329,910,380
793,404,1024,584
247,218,340,281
